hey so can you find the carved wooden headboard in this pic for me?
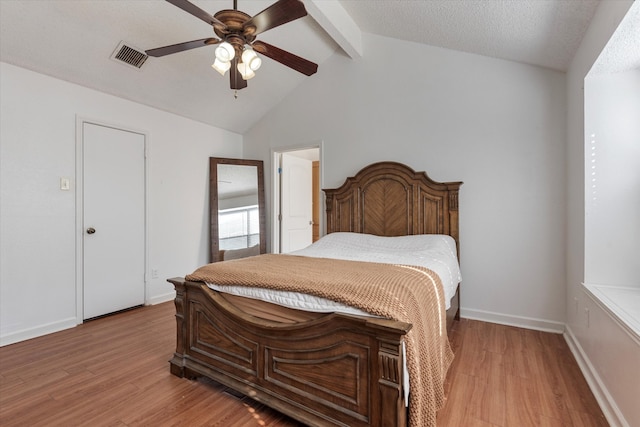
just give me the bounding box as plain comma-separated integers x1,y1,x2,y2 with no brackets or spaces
324,162,462,255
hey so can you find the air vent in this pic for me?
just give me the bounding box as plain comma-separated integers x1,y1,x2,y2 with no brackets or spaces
110,41,148,70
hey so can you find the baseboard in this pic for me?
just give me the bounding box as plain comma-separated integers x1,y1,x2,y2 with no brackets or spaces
564,325,628,427
146,291,175,305
460,308,565,333
0,317,77,347
1,293,175,347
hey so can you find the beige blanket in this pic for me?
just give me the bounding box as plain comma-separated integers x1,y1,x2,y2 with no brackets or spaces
187,254,453,426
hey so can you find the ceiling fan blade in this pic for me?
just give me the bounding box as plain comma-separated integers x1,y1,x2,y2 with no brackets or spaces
252,41,317,76
146,38,219,57
165,0,226,30
242,0,307,37
230,57,248,90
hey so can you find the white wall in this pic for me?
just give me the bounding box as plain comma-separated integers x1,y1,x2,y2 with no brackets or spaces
244,33,567,331
565,2,639,426
0,62,242,345
585,70,640,287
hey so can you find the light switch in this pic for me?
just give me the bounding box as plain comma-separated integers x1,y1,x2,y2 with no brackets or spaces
60,178,70,191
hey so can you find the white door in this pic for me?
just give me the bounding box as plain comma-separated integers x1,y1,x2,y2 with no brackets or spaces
280,153,312,253
83,123,145,319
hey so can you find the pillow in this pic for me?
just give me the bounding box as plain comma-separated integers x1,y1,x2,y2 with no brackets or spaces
222,244,260,261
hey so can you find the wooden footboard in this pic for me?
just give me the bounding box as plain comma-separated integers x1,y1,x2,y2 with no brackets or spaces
168,277,412,427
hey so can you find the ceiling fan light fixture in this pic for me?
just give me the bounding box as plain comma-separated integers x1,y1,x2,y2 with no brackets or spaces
237,62,256,80
215,41,235,62
148,0,318,91
212,58,231,76
242,47,262,71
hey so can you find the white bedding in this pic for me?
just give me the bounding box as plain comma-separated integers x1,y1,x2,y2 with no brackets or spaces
207,232,461,314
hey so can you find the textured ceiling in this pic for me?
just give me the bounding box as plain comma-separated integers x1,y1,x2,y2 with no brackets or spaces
591,0,640,74
0,0,605,134
339,0,600,71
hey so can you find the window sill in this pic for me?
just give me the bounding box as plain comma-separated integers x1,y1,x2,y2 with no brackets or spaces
583,283,640,342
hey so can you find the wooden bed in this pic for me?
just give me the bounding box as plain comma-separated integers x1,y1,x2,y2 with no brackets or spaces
168,161,462,426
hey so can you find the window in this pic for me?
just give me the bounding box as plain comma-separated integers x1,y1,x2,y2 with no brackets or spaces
218,205,260,250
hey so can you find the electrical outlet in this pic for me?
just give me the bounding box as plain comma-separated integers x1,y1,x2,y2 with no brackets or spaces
574,297,579,315
584,307,590,328
151,269,158,279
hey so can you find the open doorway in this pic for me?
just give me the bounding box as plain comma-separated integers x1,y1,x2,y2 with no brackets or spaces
272,145,321,253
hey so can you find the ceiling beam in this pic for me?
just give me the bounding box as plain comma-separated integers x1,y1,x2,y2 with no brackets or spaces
304,0,363,59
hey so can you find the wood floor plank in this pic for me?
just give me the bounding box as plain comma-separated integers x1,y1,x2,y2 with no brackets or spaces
477,352,507,426
504,373,541,427
435,372,474,425
0,304,609,426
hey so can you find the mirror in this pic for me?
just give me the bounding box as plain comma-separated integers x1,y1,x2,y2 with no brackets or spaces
210,157,266,262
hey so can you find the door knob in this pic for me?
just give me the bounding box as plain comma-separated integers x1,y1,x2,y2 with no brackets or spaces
86,227,96,234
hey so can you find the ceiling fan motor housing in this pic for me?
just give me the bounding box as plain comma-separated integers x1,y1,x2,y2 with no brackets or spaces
214,9,257,55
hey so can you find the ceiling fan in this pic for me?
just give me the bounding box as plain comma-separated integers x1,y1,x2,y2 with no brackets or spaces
146,0,318,91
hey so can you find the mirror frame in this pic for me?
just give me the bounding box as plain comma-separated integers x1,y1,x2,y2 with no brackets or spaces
209,157,266,263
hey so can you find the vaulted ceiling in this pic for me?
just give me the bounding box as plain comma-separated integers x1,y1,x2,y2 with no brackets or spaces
0,0,602,134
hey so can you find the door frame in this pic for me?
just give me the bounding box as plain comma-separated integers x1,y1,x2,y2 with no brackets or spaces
270,142,323,254
75,116,149,324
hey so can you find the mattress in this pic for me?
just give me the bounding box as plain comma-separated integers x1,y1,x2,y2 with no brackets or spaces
207,232,461,314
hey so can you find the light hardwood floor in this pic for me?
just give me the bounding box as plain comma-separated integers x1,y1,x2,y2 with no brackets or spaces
439,318,607,426
0,302,608,426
